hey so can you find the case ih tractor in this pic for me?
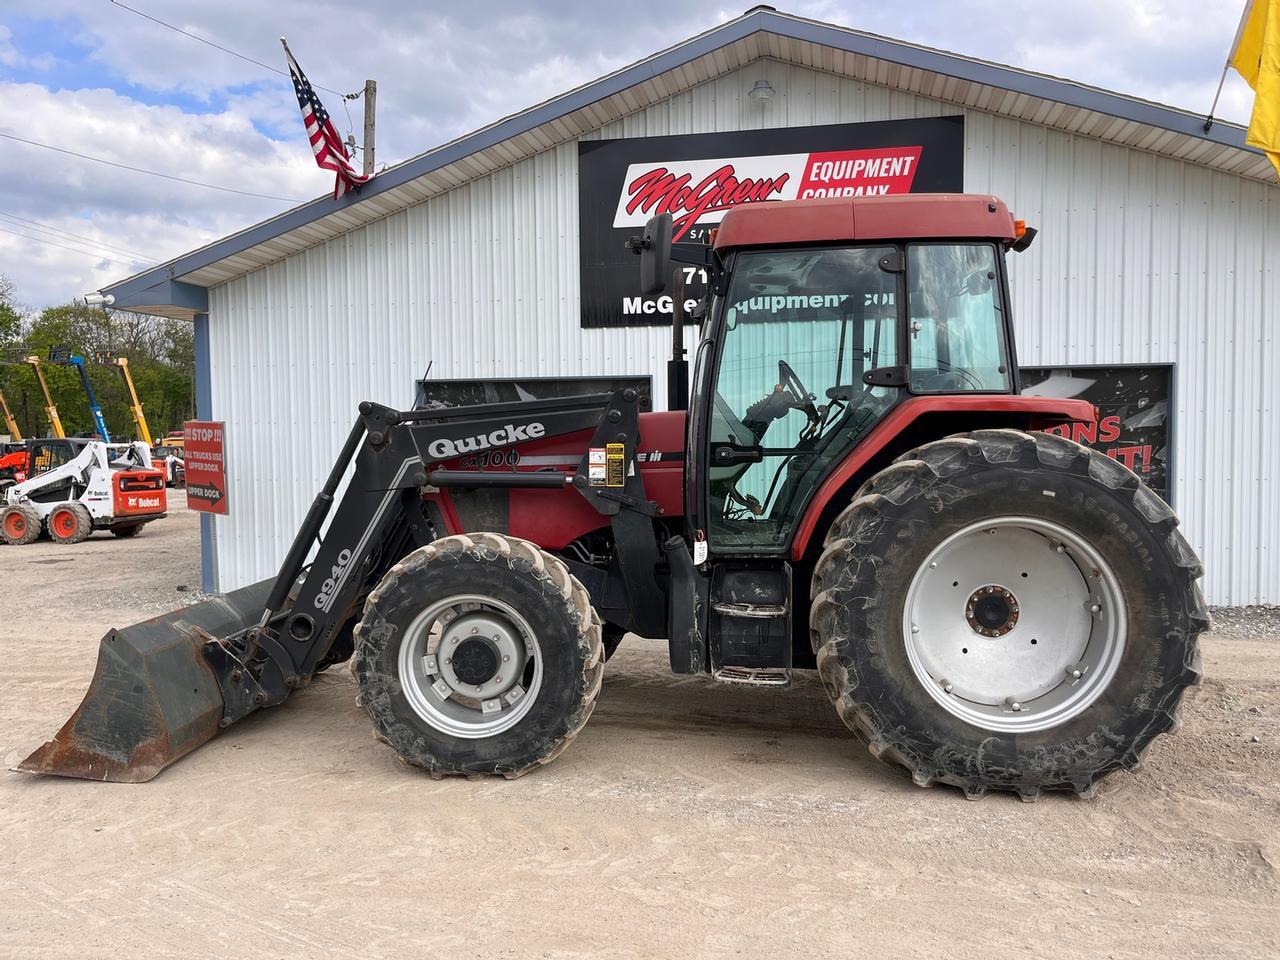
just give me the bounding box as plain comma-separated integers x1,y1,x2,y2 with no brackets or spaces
18,194,1205,799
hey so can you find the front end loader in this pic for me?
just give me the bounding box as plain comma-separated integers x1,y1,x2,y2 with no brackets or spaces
17,194,1207,798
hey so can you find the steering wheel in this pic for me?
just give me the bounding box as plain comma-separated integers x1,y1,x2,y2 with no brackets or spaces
777,359,821,435
777,360,813,408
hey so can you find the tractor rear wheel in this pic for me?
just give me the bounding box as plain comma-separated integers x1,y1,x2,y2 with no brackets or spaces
0,503,42,545
810,429,1207,800
48,503,93,544
352,533,603,778
110,524,143,539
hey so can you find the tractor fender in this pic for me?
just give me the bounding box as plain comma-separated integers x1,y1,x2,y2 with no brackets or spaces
789,394,1093,562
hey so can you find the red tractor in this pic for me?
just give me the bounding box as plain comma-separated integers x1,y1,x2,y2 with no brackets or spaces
20,194,1205,799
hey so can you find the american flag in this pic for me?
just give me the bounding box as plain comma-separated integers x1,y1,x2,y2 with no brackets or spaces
282,40,369,200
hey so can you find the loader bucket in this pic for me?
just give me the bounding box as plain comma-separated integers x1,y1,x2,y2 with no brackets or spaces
15,578,273,783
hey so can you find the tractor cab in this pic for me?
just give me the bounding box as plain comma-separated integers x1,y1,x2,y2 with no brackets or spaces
635,195,1041,679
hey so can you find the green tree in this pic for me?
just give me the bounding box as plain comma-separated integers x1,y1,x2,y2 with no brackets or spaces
0,279,194,442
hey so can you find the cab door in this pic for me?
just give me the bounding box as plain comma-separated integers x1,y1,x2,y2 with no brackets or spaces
694,245,904,556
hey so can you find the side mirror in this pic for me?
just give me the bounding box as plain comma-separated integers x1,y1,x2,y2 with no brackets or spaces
628,213,673,295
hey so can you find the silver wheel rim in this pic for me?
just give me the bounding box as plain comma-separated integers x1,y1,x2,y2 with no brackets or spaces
903,516,1126,733
397,593,543,739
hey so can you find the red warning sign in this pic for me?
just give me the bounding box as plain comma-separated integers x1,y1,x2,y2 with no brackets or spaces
184,420,228,515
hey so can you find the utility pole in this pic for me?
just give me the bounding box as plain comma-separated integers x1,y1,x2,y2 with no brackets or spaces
362,79,377,176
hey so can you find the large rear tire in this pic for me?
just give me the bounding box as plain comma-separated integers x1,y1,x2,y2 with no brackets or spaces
352,533,603,778
1,503,42,545
810,429,1207,800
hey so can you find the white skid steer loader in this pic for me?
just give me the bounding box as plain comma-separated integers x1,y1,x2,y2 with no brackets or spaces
0,438,167,545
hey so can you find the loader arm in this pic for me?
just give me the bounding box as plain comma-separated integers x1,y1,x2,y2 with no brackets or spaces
24,357,65,438
110,357,152,445
19,387,660,780
0,387,21,440
49,349,111,443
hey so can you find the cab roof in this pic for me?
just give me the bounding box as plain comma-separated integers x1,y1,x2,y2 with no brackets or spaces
712,194,1017,251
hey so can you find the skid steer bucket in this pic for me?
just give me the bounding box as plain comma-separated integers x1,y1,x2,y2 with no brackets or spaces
15,579,273,782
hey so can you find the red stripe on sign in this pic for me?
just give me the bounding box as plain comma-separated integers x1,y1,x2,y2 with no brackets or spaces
795,146,923,200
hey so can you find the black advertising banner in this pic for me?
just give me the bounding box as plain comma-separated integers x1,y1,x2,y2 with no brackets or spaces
1021,364,1174,503
578,116,965,328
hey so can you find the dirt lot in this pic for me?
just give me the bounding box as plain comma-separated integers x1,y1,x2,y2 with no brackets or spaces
1,500,1277,959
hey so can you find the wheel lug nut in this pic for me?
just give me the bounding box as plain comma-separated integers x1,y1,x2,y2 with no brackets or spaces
503,655,511,662
471,626,478,634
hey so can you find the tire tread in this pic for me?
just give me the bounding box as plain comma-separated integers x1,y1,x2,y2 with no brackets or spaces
811,429,1209,800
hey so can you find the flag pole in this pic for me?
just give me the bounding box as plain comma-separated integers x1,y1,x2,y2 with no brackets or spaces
1204,60,1231,132
1205,0,1255,132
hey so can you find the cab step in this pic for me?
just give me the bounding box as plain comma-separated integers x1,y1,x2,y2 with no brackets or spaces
712,666,792,687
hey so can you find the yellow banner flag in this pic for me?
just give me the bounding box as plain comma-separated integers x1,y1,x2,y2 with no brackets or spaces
1231,0,1280,177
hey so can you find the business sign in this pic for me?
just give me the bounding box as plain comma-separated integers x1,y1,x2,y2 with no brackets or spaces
1021,364,1174,503
183,420,228,515
578,116,965,328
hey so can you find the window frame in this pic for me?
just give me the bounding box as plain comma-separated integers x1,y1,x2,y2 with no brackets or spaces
695,243,910,555
904,240,1019,396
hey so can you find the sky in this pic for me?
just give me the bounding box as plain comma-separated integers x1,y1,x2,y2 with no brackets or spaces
0,0,1259,309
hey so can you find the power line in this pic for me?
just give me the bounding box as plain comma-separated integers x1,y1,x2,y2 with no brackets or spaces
0,224,133,266
0,211,157,261
0,131,307,203
108,0,359,100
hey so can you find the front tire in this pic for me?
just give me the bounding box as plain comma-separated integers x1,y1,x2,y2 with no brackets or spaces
810,429,1207,800
1,503,42,545
352,533,603,778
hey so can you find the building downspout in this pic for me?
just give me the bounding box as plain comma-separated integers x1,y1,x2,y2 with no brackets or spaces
193,312,218,593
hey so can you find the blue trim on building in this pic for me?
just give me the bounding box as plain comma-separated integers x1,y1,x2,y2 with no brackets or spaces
193,312,217,593
98,8,1260,312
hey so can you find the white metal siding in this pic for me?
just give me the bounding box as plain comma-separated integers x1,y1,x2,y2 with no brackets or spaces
208,59,1279,603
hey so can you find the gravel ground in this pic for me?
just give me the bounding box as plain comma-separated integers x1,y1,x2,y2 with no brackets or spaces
1,501,1277,959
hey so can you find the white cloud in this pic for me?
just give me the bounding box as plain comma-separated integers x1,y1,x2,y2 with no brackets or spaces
0,0,1264,308
0,82,325,305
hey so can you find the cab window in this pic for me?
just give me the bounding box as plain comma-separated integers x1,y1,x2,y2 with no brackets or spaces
30,441,74,475
907,244,1011,392
707,245,899,551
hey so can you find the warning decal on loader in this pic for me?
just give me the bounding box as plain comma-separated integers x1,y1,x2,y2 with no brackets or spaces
605,443,625,487
588,447,606,486
184,420,228,515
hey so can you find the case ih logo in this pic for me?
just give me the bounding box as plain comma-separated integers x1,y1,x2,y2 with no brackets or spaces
613,146,923,240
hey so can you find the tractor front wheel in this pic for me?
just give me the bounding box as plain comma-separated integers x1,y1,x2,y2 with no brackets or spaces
48,503,93,544
810,429,1207,800
352,533,603,778
1,503,42,545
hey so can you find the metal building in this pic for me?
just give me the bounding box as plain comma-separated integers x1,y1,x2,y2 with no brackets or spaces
99,7,1279,604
